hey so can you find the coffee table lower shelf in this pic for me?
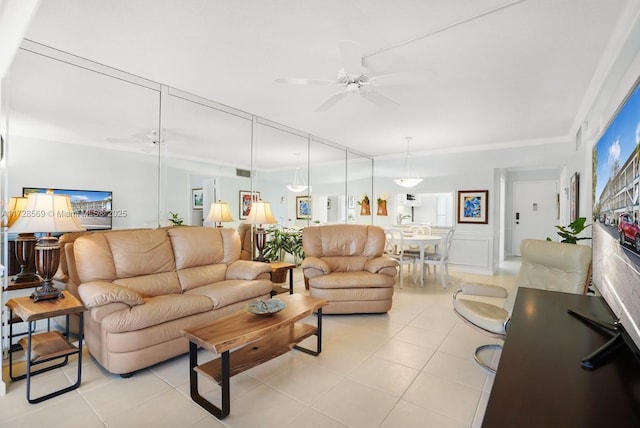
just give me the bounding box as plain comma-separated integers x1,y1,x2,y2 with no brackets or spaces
194,323,317,383
183,294,327,420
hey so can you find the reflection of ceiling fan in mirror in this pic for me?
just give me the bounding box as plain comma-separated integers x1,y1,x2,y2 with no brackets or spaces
107,129,160,153
276,40,425,112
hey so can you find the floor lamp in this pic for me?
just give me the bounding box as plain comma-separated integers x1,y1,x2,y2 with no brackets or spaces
244,200,277,263
9,193,86,301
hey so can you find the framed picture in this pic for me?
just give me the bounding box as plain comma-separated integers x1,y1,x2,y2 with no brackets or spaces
570,172,579,222
192,188,203,210
296,196,311,219
239,190,260,220
347,195,355,209
457,190,488,224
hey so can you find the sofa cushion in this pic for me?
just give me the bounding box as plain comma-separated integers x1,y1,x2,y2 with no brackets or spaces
100,294,213,333
185,279,273,309
107,229,176,278
178,264,228,291
114,271,182,297
303,224,386,258
308,271,395,289
321,256,368,272
167,226,240,269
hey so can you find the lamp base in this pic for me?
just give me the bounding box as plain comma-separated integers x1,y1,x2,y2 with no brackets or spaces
31,234,63,302
31,283,64,302
253,256,271,263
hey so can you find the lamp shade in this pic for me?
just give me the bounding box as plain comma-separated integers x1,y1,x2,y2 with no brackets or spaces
245,201,277,225
394,137,422,188
394,177,423,188
4,196,27,227
8,193,86,234
205,201,234,223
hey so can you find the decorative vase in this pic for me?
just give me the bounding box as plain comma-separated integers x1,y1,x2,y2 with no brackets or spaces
377,200,388,216
360,197,371,216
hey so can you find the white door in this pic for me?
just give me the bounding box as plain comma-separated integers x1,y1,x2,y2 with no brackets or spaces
512,180,559,255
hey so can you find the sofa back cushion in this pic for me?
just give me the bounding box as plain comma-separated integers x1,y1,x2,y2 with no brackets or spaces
74,229,180,296
167,226,240,268
303,225,386,258
167,226,241,291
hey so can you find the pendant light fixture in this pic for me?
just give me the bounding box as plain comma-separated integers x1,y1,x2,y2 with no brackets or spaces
286,153,308,193
394,137,423,188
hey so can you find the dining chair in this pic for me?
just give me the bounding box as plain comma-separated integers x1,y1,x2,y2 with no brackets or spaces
404,225,432,256
422,228,455,288
384,229,418,289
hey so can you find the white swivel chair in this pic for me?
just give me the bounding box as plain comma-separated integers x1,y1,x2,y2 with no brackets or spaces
452,239,592,373
384,229,418,289
422,228,455,288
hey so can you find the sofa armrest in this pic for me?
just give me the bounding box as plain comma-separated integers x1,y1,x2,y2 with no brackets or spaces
364,256,399,274
226,260,272,280
78,282,145,309
301,257,330,275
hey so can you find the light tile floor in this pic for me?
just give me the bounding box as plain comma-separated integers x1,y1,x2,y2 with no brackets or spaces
1,259,520,428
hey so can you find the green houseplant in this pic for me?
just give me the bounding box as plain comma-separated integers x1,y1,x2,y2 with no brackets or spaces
263,226,304,265
547,217,591,244
168,211,184,226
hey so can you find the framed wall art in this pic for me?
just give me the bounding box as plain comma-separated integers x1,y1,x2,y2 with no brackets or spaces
239,190,260,220
192,188,203,210
457,190,488,224
570,172,579,222
347,195,356,209
296,196,311,219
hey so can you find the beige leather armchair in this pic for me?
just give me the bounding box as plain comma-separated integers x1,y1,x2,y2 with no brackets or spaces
238,222,253,260
453,239,592,373
301,224,399,314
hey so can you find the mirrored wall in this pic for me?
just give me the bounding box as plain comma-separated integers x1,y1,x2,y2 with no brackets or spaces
3,41,373,238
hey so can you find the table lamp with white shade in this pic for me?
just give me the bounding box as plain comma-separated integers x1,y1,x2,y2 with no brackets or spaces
205,201,234,227
9,193,86,301
244,200,277,263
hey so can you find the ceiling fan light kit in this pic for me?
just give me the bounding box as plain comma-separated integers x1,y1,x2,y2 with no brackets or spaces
394,137,423,188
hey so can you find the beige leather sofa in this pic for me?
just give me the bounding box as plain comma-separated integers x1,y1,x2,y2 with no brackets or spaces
65,226,273,376
301,224,399,314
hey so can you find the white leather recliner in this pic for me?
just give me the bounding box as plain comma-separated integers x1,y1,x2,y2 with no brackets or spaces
453,239,592,373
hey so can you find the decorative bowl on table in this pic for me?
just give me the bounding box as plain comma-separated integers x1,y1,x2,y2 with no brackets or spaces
247,298,286,315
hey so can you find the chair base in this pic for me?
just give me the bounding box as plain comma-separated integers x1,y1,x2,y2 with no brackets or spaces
474,343,503,374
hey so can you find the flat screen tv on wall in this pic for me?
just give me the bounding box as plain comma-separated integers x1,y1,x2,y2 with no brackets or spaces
23,187,113,230
589,75,640,368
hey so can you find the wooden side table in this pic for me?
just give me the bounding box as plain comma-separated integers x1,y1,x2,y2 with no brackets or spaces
269,261,296,295
6,290,85,403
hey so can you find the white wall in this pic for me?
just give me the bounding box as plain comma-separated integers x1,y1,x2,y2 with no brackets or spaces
9,137,160,228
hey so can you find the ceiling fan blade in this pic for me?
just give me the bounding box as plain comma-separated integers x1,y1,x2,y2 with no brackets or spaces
360,88,399,109
275,77,335,85
315,90,349,112
369,70,434,87
339,40,362,76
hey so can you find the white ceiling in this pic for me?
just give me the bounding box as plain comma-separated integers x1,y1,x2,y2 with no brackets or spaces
14,0,638,166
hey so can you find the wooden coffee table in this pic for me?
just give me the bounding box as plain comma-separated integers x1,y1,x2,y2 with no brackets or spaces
181,293,328,419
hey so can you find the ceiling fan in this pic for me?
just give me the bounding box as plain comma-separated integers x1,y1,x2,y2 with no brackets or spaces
107,129,160,153
276,40,421,112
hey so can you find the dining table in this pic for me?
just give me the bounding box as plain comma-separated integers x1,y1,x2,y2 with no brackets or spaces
389,232,442,286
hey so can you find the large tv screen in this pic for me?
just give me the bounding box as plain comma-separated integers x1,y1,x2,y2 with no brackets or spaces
592,76,640,359
23,187,113,230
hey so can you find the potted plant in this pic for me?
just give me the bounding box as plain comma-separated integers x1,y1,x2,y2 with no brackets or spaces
168,211,184,226
547,217,591,244
263,226,305,266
